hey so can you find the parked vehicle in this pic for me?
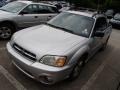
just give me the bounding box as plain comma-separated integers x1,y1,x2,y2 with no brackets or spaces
105,9,114,19
0,0,6,7
55,3,62,10
0,1,59,39
110,13,120,27
59,6,70,12
7,10,112,85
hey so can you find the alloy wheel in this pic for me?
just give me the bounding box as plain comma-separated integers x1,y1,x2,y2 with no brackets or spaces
0,27,12,39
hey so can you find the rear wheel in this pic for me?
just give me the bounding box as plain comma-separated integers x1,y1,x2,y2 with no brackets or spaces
0,23,15,40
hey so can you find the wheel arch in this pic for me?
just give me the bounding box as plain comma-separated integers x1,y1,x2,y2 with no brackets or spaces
68,45,89,66
0,20,18,31
67,48,89,80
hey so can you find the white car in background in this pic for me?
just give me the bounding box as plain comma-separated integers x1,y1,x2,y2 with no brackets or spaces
0,1,59,39
110,13,120,27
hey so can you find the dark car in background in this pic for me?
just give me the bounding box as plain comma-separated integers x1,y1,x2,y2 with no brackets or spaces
0,0,6,7
0,0,12,7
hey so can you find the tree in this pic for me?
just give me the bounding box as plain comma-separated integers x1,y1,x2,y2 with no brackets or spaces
66,0,120,11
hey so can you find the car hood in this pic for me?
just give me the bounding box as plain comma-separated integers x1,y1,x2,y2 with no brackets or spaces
13,25,87,57
0,10,15,18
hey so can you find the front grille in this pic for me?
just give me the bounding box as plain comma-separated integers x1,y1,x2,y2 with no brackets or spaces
13,43,36,62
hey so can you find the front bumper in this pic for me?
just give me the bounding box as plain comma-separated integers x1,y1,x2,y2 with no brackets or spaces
7,42,72,84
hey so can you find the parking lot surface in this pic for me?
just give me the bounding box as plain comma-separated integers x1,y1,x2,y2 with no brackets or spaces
0,28,120,90
0,71,16,90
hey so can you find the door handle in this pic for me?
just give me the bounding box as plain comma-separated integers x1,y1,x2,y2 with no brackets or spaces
47,16,52,20
34,16,38,18
48,16,52,18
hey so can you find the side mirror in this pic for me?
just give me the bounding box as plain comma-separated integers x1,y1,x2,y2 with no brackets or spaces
107,16,113,19
94,31,105,37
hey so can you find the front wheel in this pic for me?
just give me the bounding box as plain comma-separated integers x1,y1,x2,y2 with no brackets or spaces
101,36,110,51
0,24,14,40
68,56,86,80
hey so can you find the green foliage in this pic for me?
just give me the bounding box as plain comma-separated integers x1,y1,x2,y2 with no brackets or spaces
66,0,120,11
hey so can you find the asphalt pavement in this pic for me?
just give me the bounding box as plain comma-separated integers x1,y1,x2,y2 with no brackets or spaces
0,71,16,90
81,28,120,90
0,28,120,90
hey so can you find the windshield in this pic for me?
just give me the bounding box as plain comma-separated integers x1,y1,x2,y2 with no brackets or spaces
47,12,94,37
0,2,27,13
114,13,120,20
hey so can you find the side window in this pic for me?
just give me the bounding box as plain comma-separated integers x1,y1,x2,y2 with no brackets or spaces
38,5,58,13
21,5,59,14
48,7,59,13
94,17,107,32
37,5,50,13
21,4,38,14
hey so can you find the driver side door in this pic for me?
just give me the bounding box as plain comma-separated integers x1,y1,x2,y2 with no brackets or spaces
90,17,108,53
14,4,47,28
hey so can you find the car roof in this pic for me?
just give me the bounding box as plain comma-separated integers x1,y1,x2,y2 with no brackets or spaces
66,10,96,17
17,0,56,7
66,10,106,19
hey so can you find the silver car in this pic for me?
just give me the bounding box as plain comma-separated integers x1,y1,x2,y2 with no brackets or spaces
110,13,120,27
7,11,112,84
0,1,58,39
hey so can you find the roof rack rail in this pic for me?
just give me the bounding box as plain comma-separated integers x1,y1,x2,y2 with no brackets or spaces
70,7,96,12
92,10,105,17
69,7,106,17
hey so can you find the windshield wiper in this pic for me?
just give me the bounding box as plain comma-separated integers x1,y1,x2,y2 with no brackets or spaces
58,27,74,34
44,23,57,28
45,23,75,34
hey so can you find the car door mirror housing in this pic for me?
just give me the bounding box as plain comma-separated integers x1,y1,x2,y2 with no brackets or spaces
94,31,105,37
107,15,113,19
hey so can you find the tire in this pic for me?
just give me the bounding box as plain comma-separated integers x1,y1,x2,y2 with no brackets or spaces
0,23,15,40
68,55,86,80
101,36,110,51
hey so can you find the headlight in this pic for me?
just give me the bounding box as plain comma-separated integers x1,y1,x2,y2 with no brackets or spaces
40,55,66,67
